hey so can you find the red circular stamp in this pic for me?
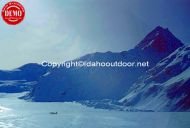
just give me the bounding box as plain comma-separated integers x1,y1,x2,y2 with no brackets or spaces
1,1,25,25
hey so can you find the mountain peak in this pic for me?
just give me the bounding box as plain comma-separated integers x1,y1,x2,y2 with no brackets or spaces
154,26,167,31
135,26,183,53
150,26,171,37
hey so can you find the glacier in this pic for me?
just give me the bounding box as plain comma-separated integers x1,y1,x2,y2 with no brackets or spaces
0,93,190,128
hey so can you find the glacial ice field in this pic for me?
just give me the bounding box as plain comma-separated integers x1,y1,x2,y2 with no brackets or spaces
0,93,190,128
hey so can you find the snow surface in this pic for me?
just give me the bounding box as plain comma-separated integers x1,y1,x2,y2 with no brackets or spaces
0,93,190,128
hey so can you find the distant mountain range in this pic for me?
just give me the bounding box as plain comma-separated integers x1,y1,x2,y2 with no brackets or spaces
0,64,48,93
0,26,189,112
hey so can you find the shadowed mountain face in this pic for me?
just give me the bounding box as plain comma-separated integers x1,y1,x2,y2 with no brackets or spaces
135,26,183,63
120,46,190,111
24,26,184,102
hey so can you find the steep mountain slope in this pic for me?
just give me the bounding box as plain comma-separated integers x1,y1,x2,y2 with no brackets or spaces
120,46,190,111
27,26,184,102
0,63,48,93
135,26,183,63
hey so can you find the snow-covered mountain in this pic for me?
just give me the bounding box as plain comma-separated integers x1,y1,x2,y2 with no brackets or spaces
2,26,188,112
0,63,48,93
27,26,184,102
120,45,190,111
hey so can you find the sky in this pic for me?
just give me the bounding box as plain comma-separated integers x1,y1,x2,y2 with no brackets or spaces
0,0,190,69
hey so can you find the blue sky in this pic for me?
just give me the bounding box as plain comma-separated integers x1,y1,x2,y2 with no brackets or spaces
0,0,189,69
